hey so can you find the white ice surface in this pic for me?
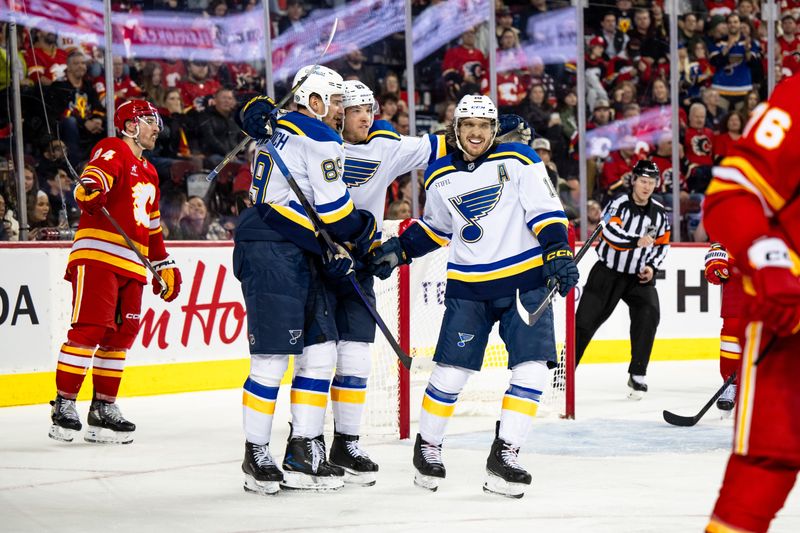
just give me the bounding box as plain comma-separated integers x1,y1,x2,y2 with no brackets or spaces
1,360,798,533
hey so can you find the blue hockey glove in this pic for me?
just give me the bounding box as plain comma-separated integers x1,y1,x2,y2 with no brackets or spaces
367,237,411,280
350,210,378,259
237,96,278,141
323,243,355,279
497,114,533,145
542,244,579,297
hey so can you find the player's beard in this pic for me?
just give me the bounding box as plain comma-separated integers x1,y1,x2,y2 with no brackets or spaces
460,133,491,160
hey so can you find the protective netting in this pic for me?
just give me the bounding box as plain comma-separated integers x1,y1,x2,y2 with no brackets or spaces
360,220,569,436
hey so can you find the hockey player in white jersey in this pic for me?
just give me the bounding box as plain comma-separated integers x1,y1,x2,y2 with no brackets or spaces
367,95,579,498
233,65,377,494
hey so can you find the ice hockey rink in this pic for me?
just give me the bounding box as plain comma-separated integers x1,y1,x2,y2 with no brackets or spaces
1,359,798,533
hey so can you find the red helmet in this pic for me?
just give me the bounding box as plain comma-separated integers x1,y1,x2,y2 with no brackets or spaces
114,99,162,133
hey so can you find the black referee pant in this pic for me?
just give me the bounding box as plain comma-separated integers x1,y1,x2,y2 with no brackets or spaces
575,261,660,376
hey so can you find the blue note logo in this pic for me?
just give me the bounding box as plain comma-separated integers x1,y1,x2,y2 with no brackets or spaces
343,158,381,188
288,329,303,345
457,332,475,348
449,183,504,242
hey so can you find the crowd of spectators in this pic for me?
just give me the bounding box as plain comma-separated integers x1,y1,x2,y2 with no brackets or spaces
1,0,799,242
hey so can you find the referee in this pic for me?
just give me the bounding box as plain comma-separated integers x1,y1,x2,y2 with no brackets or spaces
575,160,670,399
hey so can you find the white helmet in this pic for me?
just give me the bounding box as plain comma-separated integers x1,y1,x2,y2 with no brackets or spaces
453,94,498,153
292,64,344,120
342,80,379,126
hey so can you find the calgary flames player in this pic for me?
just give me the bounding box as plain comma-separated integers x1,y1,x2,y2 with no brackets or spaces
703,243,748,416
703,75,800,532
48,100,182,445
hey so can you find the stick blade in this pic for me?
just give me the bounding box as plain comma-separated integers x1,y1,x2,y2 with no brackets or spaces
515,289,532,326
662,409,699,427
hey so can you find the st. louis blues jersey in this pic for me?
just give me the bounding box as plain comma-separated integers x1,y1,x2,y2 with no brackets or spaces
343,120,446,243
401,142,570,300
235,111,368,252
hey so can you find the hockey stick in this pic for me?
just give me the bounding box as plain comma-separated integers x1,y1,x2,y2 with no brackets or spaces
662,336,777,427
206,18,339,182
516,211,611,327
262,141,413,370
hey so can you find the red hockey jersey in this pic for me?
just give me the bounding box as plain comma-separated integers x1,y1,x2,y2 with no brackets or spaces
705,75,800,267
67,137,167,283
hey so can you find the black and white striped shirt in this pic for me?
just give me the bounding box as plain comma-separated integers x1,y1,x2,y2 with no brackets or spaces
595,194,671,275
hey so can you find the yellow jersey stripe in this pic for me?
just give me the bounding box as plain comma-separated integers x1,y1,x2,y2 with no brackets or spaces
422,395,455,418
92,367,123,378
318,199,355,224
290,390,328,408
68,250,147,277
533,218,569,235
424,165,456,189
721,156,786,211
330,388,367,404
60,343,94,357
502,395,539,417
270,204,316,231
367,129,401,141
447,255,543,283
418,220,450,247
71,265,85,324
57,362,89,375
720,350,741,360
243,391,276,415
74,228,148,256
278,119,306,136
95,349,126,359
735,322,761,455
488,151,534,165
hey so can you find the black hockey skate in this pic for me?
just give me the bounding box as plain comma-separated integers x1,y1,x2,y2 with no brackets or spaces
84,398,135,444
48,395,82,442
242,441,283,495
627,375,648,400
281,433,344,491
412,433,445,492
330,432,379,486
483,422,532,499
716,383,737,418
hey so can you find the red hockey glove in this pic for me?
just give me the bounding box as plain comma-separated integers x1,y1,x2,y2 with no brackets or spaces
704,243,730,285
74,184,107,216
152,257,182,302
746,237,800,336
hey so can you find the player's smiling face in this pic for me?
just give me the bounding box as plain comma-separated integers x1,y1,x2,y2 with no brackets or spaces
322,94,345,133
343,104,373,143
458,117,494,160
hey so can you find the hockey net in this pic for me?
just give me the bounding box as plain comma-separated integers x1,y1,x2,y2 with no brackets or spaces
361,220,575,438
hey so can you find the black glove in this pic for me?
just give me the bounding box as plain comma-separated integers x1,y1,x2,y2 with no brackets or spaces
322,243,354,279
542,244,579,297
350,209,378,259
497,114,533,145
237,95,278,141
367,237,411,280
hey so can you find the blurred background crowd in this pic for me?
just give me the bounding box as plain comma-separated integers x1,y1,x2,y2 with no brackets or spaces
1,0,797,242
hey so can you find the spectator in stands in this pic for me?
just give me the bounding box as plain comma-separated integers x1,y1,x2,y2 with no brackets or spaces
394,111,410,136
430,100,455,133
738,89,760,117
588,98,613,130
558,88,578,142
47,50,105,165
528,56,556,106
585,36,609,112
713,110,744,163
198,87,243,168
23,164,36,195
614,0,635,34
24,30,68,85
337,48,377,92
701,87,724,131
178,58,221,112
278,0,307,34
709,13,760,108
93,56,142,104
678,13,701,48
141,61,167,107
35,138,68,185
179,195,214,240
650,132,690,202
644,78,670,113
584,199,602,236
600,135,639,200
495,6,520,42
707,0,736,18
441,27,488,92
208,0,228,17
42,167,79,226
0,190,19,241
160,191,188,240
685,102,714,193
386,199,411,220
518,84,554,139
611,79,637,116
779,13,799,66
26,189,51,239
378,93,399,122
598,12,629,58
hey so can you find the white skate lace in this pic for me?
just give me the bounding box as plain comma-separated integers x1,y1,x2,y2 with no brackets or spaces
345,440,370,460
309,438,325,472
720,384,737,402
99,402,126,423
500,443,523,470
58,398,79,420
420,442,443,466
252,444,276,467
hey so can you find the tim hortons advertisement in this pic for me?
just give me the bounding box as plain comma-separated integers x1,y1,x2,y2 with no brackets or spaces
0,242,721,405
